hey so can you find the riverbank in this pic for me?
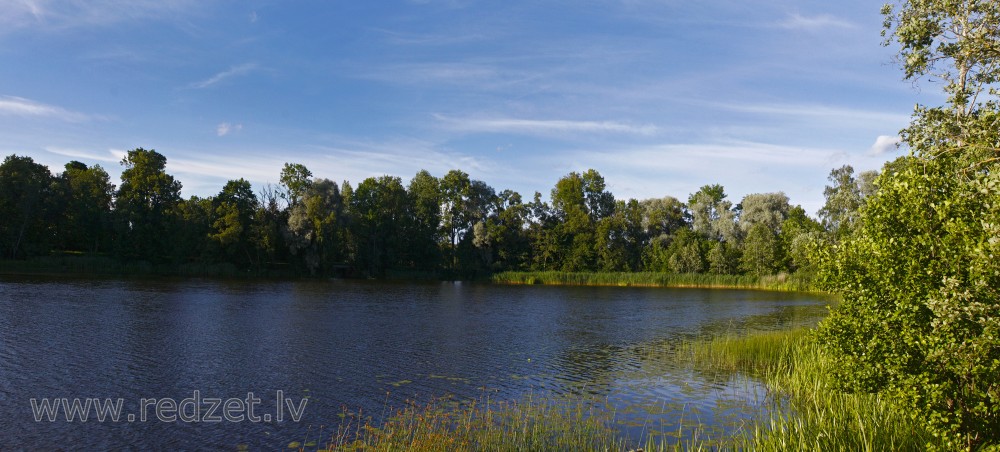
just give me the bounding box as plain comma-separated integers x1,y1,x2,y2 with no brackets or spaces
492,271,818,292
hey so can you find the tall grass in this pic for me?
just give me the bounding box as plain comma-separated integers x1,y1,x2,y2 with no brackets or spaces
684,329,937,451
492,271,815,292
314,395,719,452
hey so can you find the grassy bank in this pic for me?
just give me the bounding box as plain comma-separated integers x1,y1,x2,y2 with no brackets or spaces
684,329,936,451
492,271,815,292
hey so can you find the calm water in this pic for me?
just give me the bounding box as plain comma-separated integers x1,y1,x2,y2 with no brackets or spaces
0,276,827,450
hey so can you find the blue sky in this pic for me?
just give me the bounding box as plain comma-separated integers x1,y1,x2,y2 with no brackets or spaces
0,0,940,214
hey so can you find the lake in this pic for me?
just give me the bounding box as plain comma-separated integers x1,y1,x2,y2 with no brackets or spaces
0,276,828,450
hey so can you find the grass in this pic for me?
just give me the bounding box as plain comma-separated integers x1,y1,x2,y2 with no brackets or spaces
310,395,718,452
682,328,937,451
492,271,816,292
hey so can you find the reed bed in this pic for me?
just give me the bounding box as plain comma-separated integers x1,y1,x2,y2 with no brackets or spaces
491,271,814,292
684,328,937,451
313,395,719,452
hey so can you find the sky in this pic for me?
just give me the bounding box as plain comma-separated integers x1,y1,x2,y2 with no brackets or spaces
0,0,944,215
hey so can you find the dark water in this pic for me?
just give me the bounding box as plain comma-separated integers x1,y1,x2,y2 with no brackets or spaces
0,276,827,450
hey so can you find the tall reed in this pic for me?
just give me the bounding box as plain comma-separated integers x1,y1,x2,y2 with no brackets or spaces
684,328,937,451
492,271,815,292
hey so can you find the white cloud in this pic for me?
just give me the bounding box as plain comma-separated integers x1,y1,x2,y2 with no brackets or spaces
0,0,203,31
44,146,123,163
216,122,242,137
780,13,855,31
434,114,660,136
188,63,258,89
719,102,909,125
870,135,902,154
0,96,97,122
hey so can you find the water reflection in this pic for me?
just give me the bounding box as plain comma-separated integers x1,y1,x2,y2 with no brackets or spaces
0,276,828,449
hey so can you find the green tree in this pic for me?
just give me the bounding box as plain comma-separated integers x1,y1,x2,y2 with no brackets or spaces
405,170,443,271
738,192,790,234
740,222,780,276
174,195,214,264
280,162,313,207
666,229,705,273
251,183,289,270
550,171,610,271
115,148,182,262
287,178,344,275
639,196,687,241
594,199,645,271
0,155,55,258
440,169,472,269
881,0,1000,114
56,162,114,253
351,176,407,277
688,184,726,237
818,165,878,238
818,1,1000,448
211,178,258,267
707,241,740,275
779,205,824,273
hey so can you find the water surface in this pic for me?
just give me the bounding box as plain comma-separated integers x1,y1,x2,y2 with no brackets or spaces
0,276,827,449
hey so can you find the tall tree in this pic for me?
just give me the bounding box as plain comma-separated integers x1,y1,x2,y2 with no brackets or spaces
287,178,344,275
639,196,687,241
818,1,1000,448
56,162,114,253
405,170,443,271
351,176,407,277
440,169,472,269
0,155,55,258
882,0,1000,115
738,192,790,234
741,222,780,276
280,163,313,207
817,165,863,238
211,178,259,267
115,148,182,262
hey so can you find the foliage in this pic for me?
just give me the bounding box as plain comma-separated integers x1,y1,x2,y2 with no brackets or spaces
2,156,832,282
115,148,182,262
881,0,1000,113
816,152,1000,450
814,1,1000,449
0,155,56,258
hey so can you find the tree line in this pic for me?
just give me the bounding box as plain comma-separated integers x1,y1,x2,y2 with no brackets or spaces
0,149,870,278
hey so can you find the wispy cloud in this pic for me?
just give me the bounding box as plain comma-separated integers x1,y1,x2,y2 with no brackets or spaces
372,27,487,46
0,95,99,122
188,63,258,89
434,114,660,136
779,13,855,31
717,102,910,126
870,135,902,154
216,122,242,137
44,146,124,163
0,0,203,31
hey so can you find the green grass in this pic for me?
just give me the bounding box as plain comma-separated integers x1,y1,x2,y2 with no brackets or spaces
312,395,720,452
492,271,816,292
682,328,938,451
